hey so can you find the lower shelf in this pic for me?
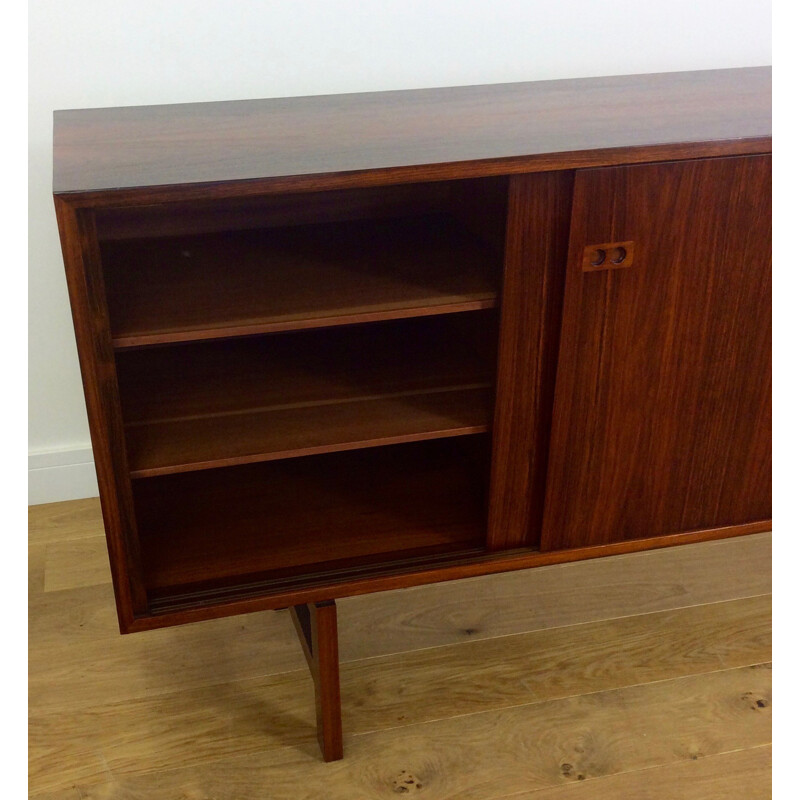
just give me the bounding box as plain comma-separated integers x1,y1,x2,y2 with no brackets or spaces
133,437,490,604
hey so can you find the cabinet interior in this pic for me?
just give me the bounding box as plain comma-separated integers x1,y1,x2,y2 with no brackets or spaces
100,177,509,609
97,178,508,347
135,437,491,610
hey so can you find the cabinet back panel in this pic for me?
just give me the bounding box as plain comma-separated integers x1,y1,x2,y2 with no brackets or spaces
94,178,508,241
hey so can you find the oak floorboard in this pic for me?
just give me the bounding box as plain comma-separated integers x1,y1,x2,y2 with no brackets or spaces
31,665,771,800
29,604,306,711
29,596,770,792
336,532,772,659
29,582,129,641
492,745,771,800
29,543,46,595
43,536,111,592
28,498,105,545
344,595,770,733
28,585,770,716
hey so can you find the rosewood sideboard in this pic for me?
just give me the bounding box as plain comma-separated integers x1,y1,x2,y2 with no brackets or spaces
53,66,772,761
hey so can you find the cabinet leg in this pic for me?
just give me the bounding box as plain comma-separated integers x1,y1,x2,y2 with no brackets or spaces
289,599,344,762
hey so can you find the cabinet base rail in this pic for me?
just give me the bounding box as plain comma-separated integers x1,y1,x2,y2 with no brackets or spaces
290,599,344,762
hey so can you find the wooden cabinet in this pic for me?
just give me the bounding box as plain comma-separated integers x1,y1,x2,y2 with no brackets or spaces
52,67,771,761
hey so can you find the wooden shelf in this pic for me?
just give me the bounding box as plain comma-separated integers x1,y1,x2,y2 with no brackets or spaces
102,214,501,348
134,438,489,596
118,314,496,477
126,387,491,477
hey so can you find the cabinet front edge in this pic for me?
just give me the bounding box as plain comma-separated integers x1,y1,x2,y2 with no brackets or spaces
53,137,772,210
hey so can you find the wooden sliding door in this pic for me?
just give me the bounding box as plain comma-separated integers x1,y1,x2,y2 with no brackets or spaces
487,171,573,550
540,155,772,551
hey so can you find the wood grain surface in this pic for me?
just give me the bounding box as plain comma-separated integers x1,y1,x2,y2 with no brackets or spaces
30,665,771,798
125,387,492,478
53,200,147,624
291,600,344,761
30,593,771,789
542,155,771,550
53,68,770,203
491,746,771,800
487,170,572,550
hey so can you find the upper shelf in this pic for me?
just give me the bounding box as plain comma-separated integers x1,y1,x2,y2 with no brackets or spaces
102,214,501,348
53,67,771,202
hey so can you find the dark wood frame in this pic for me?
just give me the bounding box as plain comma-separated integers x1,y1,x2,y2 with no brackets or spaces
53,67,772,760
290,601,343,762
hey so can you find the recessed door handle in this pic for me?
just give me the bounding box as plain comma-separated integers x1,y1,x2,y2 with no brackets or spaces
582,241,635,272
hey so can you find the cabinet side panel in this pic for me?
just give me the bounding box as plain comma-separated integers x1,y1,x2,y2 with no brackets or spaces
487,171,574,550
54,198,147,628
541,155,771,551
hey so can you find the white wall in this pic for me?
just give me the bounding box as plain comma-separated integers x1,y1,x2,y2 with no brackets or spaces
28,0,771,504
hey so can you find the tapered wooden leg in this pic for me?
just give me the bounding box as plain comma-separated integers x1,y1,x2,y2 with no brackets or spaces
290,599,343,761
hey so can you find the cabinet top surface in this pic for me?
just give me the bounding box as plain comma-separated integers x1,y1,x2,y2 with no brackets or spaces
53,67,771,199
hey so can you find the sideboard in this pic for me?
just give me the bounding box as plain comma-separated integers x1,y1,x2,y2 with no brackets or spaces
53,66,771,761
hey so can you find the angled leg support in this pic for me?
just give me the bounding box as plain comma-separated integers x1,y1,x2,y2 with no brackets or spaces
290,599,344,761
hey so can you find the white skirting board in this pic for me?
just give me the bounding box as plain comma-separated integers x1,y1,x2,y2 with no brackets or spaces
28,447,99,505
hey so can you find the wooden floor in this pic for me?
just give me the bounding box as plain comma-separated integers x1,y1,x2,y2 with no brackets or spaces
29,499,772,799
